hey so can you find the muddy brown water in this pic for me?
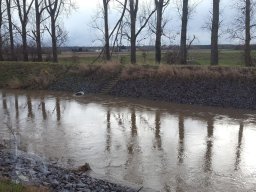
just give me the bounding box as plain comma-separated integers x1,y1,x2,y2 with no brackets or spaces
1,89,256,192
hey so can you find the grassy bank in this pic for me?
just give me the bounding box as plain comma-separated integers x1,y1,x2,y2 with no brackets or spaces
1,61,256,90
0,62,69,89
0,61,256,109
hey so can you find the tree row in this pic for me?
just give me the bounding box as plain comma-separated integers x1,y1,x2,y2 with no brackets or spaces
0,0,73,62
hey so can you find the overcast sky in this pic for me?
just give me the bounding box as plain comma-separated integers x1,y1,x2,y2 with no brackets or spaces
64,0,238,46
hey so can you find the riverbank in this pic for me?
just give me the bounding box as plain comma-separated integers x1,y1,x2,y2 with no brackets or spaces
0,145,141,192
0,62,256,110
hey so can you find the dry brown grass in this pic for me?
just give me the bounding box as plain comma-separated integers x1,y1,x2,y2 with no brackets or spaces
76,64,99,75
121,64,156,80
7,77,23,89
78,64,91,73
120,64,256,80
98,61,121,74
27,69,55,89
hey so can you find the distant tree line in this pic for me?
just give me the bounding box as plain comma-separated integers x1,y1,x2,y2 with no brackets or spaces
0,0,74,62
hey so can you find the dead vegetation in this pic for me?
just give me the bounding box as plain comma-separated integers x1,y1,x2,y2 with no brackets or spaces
7,77,23,89
1,61,256,90
120,64,256,80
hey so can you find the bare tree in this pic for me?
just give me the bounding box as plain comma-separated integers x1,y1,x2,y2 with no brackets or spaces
6,0,15,60
14,0,34,61
228,0,255,66
45,0,73,62
179,0,189,64
155,0,169,64
245,0,253,66
126,0,156,64
91,0,128,63
103,0,111,60
0,0,5,60
45,0,60,62
129,0,138,64
211,0,220,65
33,0,48,61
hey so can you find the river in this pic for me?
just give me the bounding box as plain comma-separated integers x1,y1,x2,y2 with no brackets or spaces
0,89,256,191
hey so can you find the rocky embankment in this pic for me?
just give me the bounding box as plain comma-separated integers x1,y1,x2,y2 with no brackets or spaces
110,78,256,110
49,76,256,110
0,146,139,192
1,62,256,110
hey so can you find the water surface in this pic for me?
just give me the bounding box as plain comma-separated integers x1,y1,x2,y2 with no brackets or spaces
1,90,256,191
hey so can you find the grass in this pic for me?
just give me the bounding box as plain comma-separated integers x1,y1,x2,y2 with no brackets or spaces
0,180,48,192
1,49,256,89
0,62,69,88
120,64,256,80
57,49,256,67
0,181,23,192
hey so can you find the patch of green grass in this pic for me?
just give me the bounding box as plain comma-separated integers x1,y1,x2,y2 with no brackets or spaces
0,181,24,192
0,62,69,88
57,49,253,67
0,180,49,192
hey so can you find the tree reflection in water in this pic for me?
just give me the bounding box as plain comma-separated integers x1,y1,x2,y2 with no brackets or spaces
235,122,244,171
41,96,47,120
56,97,61,121
0,90,255,192
106,109,111,152
154,110,162,150
204,116,214,172
178,113,185,164
26,95,33,118
15,95,19,119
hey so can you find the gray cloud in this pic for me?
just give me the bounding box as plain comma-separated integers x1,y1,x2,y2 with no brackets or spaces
64,0,240,46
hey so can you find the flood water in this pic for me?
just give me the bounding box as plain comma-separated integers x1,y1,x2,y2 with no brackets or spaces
0,90,256,191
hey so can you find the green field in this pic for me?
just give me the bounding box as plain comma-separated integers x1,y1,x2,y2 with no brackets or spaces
58,49,255,67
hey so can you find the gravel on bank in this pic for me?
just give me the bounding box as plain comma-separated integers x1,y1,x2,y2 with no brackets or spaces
0,147,140,192
110,78,256,110
48,76,256,110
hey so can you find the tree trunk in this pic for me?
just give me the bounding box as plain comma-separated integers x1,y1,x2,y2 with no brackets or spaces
155,0,164,64
130,0,137,64
35,0,43,62
0,2,3,61
0,34,3,61
103,0,111,61
179,0,188,64
51,16,58,62
130,18,136,64
6,0,15,60
22,24,29,61
245,0,252,67
211,0,220,65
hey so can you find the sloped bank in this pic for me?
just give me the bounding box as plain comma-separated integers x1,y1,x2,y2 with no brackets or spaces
1,62,256,110
110,76,256,110
49,64,256,110
110,65,256,110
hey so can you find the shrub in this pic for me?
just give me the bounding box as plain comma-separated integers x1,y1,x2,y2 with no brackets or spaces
164,50,179,64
